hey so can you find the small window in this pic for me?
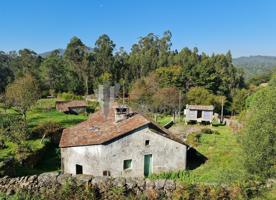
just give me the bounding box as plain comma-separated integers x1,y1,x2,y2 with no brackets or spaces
123,159,132,170
103,170,111,176
76,164,83,174
145,140,150,146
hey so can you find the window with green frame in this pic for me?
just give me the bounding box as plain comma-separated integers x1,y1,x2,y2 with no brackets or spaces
123,159,132,170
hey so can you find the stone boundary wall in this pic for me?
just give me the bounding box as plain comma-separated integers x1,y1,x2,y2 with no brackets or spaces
0,172,272,199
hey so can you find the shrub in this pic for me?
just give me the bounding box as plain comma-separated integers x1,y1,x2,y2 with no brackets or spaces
187,132,202,146
15,143,34,162
57,178,96,200
0,114,30,144
32,99,56,110
201,128,213,134
201,128,219,135
87,101,100,113
38,178,97,199
57,92,84,101
242,87,276,179
149,170,196,183
0,139,7,149
103,186,126,199
31,121,63,143
212,118,221,126
172,183,258,200
0,191,40,200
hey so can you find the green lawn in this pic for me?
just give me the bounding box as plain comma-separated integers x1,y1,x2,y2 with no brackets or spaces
189,126,246,183
150,124,246,184
27,98,88,129
27,109,88,129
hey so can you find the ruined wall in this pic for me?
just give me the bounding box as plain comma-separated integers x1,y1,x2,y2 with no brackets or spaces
61,126,187,177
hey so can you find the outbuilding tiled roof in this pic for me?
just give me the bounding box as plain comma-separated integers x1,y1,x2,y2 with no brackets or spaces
59,103,187,148
56,100,87,112
186,104,214,111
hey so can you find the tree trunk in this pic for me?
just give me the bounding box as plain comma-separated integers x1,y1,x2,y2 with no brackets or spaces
85,76,89,98
220,98,224,123
178,90,181,121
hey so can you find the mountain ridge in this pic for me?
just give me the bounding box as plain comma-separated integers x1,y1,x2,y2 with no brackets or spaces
233,55,276,79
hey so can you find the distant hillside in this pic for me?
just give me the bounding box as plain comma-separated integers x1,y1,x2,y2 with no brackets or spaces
39,48,65,58
39,47,92,58
233,56,276,79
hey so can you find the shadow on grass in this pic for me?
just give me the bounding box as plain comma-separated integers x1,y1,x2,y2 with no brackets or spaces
187,147,208,170
15,144,61,177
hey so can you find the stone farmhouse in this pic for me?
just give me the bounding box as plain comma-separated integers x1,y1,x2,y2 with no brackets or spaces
59,103,188,177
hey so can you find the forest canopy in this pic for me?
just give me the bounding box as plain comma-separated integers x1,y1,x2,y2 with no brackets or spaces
0,31,244,97
0,31,256,116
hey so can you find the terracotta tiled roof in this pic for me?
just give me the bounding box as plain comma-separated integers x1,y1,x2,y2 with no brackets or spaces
56,100,87,112
59,103,187,148
186,104,214,111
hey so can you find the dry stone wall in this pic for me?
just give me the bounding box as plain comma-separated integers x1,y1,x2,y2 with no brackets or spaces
0,172,269,199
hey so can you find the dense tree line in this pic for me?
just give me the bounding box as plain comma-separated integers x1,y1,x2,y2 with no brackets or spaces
241,79,276,179
0,31,246,114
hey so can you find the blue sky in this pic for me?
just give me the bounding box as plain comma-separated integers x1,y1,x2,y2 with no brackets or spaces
0,0,275,57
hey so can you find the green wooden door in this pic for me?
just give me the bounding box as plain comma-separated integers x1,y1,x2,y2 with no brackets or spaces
144,154,152,176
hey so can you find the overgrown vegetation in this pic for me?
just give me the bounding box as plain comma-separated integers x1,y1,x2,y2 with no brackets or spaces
0,98,88,176
241,85,276,179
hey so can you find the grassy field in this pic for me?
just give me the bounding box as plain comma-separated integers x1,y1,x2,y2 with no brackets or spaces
1,99,88,129
150,124,246,184
190,126,246,183
28,98,88,128
27,109,88,129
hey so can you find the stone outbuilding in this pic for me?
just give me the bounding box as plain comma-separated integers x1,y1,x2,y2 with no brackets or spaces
185,104,214,123
59,103,188,177
56,100,87,114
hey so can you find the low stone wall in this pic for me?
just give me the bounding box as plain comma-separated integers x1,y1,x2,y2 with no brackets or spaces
0,172,268,199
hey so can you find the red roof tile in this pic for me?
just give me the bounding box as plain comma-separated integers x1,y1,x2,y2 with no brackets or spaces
56,100,87,112
59,103,187,148
186,104,214,111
